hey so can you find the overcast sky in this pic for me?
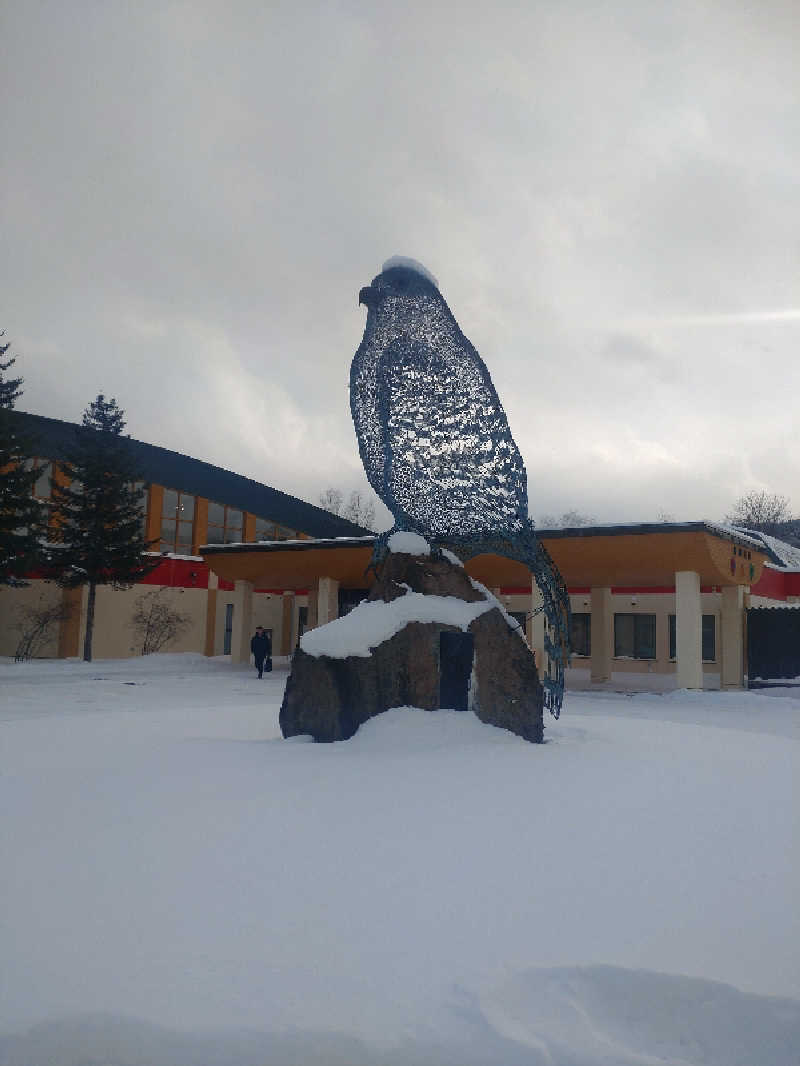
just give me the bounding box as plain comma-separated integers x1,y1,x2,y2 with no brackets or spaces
2,0,798,529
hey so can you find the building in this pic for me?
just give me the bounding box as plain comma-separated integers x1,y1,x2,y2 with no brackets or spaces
201,521,797,691
3,410,798,689
0,410,369,661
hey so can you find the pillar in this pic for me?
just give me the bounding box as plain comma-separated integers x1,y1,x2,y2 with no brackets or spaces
280,592,295,656
317,576,340,627
720,584,745,689
675,570,703,689
203,571,219,656
590,587,613,682
229,579,254,664
306,581,319,630
530,578,546,673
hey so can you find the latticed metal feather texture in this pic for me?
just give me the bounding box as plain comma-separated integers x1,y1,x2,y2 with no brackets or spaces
351,262,571,716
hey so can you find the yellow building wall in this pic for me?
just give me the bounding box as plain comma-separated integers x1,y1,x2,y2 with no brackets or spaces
88,584,211,659
0,580,64,658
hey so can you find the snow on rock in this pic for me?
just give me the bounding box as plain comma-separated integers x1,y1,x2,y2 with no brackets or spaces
387,530,431,555
441,548,463,567
381,255,439,288
300,589,492,658
470,576,527,640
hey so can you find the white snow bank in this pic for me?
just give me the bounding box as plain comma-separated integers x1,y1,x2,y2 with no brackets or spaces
387,530,430,555
2,657,799,1063
441,548,463,566
300,589,492,658
381,255,439,288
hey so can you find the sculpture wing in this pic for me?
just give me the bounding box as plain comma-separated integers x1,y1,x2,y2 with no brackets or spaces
376,335,528,539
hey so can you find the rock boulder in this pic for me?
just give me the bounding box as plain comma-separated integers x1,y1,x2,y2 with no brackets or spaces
279,551,544,743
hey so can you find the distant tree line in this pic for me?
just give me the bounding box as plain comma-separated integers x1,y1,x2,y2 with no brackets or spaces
319,487,377,531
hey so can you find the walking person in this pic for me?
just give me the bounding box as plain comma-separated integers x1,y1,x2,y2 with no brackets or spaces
250,625,270,679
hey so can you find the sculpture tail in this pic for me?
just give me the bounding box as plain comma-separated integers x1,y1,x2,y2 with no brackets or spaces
516,522,571,719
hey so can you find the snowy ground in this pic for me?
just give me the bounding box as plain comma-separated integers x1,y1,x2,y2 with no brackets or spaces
1,654,798,1065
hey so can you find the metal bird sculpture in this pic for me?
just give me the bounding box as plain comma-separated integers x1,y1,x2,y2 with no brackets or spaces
351,257,571,716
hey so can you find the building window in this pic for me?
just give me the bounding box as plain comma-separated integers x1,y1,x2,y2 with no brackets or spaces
255,517,297,542
161,489,195,553
207,501,243,545
668,614,716,662
614,613,656,659
132,482,149,535
571,612,591,656
255,517,276,542
24,458,52,499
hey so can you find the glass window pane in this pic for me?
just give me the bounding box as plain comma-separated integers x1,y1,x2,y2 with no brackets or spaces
34,462,52,498
159,541,173,552
205,525,224,545
163,489,178,517
571,613,591,656
161,520,176,547
176,521,193,549
635,615,656,659
132,482,148,511
614,614,635,657
178,494,194,519
255,518,276,540
226,508,242,528
702,615,716,661
208,501,225,526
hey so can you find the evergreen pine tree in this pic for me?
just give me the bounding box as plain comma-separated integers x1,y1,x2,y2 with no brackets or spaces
49,394,158,661
0,333,46,586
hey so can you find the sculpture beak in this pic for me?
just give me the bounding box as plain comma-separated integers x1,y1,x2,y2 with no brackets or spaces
359,285,376,308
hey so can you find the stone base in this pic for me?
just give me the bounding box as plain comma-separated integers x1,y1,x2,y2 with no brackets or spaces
279,550,544,743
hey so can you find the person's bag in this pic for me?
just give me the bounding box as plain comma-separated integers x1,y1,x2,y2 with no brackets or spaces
265,656,272,673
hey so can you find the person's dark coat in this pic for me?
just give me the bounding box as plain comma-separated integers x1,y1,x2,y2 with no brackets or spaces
251,631,270,660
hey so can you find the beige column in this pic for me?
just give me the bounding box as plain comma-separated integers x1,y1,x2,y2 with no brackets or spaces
720,584,745,689
590,587,613,682
306,580,319,630
676,570,703,689
280,592,295,656
317,576,340,627
230,579,254,664
203,571,219,657
530,578,546,674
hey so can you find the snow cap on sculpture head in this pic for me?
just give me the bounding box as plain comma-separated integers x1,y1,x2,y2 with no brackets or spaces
358,256,441,313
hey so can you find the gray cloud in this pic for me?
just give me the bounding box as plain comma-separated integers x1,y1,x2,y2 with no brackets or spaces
2,0,798,525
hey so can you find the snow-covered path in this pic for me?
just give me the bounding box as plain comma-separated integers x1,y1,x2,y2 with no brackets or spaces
1,654,798,1065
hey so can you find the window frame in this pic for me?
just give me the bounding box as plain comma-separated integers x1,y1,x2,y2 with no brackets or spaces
207,502,244,545
570,612,591,657
614,613,657,660
668,614,717,662
160,488,196,554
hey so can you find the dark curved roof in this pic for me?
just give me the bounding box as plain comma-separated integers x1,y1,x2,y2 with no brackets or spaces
8,409,371,539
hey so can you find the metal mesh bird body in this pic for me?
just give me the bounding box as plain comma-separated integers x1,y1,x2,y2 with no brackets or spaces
351,260,570,716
